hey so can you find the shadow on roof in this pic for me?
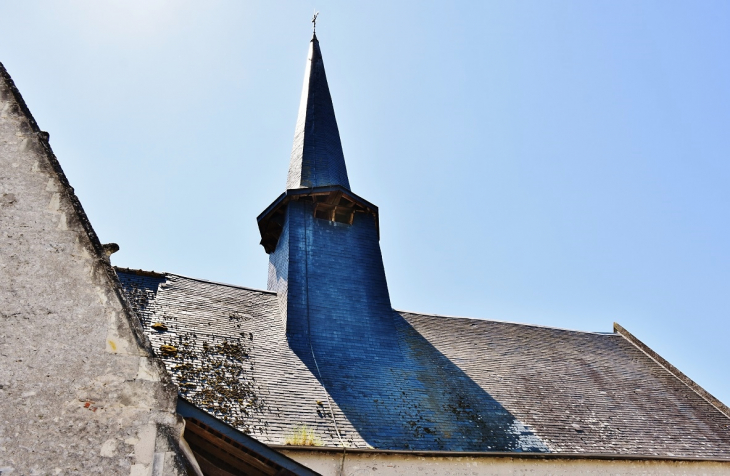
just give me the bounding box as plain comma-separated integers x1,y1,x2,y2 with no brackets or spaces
288,309,549,452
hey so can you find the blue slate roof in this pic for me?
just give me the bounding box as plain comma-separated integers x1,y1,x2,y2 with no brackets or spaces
117,268,730,459
286,34,351,191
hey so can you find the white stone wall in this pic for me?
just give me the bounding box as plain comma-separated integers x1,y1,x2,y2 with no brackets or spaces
0,67,186,475
281,450,730,476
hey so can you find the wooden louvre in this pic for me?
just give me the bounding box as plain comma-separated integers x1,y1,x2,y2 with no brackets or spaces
258,186,379,254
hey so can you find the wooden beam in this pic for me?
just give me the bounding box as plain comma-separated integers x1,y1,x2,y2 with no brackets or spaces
186,420,278,476
192,450,240,476
325,191,342,205
185,431,272,476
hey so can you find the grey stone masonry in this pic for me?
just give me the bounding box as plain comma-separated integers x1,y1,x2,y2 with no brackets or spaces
0,62,187,475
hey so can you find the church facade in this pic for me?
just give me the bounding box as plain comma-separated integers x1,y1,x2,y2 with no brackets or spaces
2,33,730,475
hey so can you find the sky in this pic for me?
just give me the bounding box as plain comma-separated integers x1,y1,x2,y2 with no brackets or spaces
1,1,728,405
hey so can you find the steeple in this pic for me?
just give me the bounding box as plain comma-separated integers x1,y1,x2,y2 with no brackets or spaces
255,33,546,451
286,33,351,190
259,32,389,342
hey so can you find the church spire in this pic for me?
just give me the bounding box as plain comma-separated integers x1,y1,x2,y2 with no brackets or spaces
286,33,351,190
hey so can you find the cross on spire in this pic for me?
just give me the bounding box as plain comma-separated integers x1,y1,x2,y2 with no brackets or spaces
312,11,319,34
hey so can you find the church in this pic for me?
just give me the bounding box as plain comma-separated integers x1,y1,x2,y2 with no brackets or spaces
2,31,730,476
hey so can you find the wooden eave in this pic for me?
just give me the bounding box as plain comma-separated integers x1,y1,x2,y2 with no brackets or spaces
177,398,320,476
256,185,379,254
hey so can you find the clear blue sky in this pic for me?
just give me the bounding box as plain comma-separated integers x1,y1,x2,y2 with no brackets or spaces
2,1,728,405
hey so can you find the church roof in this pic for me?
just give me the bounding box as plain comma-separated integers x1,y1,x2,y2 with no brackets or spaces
286,34,350,191
117,268,730,460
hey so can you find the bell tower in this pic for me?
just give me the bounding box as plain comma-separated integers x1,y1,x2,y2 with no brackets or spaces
257,33,394,349
254,33,549,451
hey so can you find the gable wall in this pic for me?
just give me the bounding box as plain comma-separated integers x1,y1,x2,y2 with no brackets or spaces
0,64,186,475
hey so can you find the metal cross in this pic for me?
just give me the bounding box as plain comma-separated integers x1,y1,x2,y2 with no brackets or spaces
312,11,319,33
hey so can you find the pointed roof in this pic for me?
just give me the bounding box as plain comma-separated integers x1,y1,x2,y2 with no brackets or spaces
286,33,351,190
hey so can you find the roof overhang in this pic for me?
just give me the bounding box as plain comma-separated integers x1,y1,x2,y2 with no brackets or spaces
177,398,320,475
256,185,379,254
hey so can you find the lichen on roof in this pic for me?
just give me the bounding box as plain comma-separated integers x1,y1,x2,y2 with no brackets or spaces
117,268,730,458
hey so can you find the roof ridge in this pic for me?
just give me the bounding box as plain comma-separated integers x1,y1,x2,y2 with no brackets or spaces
115,267,277,295
114,266,166,278
397,309,616,335
168,273,275,294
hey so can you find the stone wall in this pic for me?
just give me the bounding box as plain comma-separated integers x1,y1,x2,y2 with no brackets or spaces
0,63,186,475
